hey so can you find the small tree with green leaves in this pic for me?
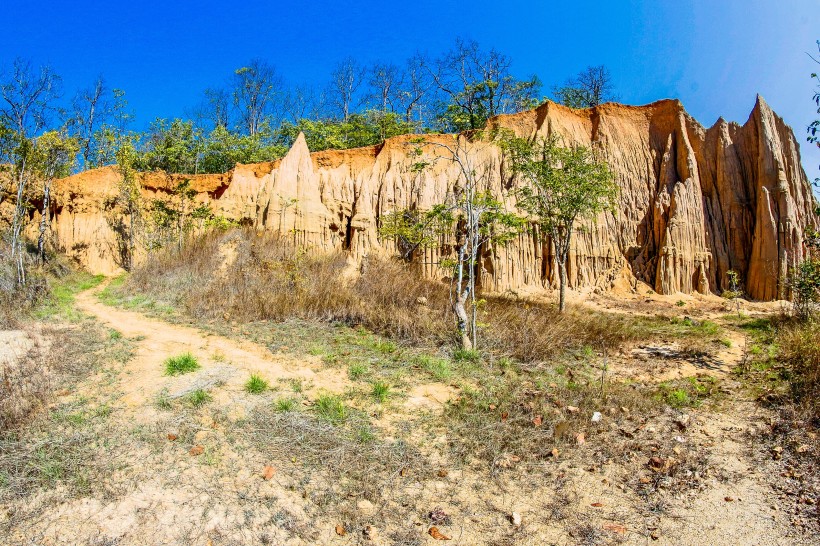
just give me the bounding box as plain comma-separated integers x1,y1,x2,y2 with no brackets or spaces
722,269,743,315
381,135,523,349
31,131,78,262
503,135,618,312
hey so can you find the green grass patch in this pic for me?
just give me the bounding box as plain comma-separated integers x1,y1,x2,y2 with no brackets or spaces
275,397,299,412
314,393,347,423
657,376,720,408
348,362,368,380
163,353,200,376
414,355,453,381
371,381,390,403
245,374,269,394
453,348,481,363
34,271,105,321
187,389,212,407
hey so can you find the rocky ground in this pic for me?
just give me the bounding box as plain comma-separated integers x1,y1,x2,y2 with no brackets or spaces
0,283,817,545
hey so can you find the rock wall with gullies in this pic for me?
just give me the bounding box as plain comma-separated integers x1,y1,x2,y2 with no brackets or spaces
49,98,818,300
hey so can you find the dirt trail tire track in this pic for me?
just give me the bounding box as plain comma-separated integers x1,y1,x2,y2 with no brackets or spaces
75,285,349,408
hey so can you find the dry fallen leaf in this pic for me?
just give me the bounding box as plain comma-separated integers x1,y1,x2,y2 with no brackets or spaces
648,457,665,469
639,477,652,484
428,527,451,540
604,523,627,534
400,467,409,477
189,445,204,456
167,433,178,441
262,465,276,480
437,469,449,478
567,406,579,413
532,415,543,427
488,404,497,410
724,496,734,502
501,412,509,421
575,432,586,445
590,502,604,508
550,448,560,458
335,525,346,536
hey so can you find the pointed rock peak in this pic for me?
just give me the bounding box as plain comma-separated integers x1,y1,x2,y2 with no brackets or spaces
752,94,774,117
289,132,311,156
278,131,313,171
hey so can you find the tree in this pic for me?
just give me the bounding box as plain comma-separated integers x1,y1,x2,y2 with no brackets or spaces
330,57,365,122
68,76,109,170
432,38,541,132
503,135,618,312
0,58,61,284
112,137,141,271
552,65,617,109
232,60,282,136
381,135,522,349
139,118,202,174
197,87,231,130
397,53,434,126
367,62,401,112
32,131,78,262
283,84,326,123
90,88,133,168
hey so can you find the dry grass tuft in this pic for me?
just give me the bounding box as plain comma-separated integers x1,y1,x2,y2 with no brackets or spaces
122,229,661,361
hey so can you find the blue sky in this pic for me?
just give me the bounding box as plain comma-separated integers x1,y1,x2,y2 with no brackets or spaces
1,0,818,184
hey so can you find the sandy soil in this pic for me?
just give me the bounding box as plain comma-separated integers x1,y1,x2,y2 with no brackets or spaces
0,285,816,545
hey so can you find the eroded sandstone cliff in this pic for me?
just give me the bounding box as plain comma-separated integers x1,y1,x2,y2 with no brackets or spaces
48,98,818,300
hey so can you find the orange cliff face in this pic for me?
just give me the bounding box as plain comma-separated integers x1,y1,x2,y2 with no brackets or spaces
49,98,819,301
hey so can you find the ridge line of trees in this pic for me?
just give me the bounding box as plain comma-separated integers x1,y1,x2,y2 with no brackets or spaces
2,39,617,179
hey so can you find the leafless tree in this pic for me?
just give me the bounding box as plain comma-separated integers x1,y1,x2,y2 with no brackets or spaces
367,62,402,112
0,58,61,284
204,87,231,129
232,59,282,136
552,65,618,108
283,84,326,123
69,76,109,169
0,58,61,138
431,38,540,131
330,57,365,121
397,53,434,125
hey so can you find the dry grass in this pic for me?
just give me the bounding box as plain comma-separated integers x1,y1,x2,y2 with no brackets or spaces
0,246,48,329
777,320,820,424
0,320,134,502
121,229,685,362
0,330,51,430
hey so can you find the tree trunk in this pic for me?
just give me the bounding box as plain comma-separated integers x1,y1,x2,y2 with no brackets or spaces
558,259,568,313
38,180,52,263
454,289,472,350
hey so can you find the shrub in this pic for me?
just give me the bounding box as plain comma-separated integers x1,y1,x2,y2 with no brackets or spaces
164,353,200,376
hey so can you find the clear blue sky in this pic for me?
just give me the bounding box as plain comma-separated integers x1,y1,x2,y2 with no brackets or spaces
1,0,818,184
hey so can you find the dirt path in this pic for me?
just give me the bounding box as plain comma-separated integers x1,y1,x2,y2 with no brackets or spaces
4,286,809,545
75,285,350,410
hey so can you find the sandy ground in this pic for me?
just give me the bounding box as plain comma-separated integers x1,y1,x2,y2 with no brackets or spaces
0,285,816,545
